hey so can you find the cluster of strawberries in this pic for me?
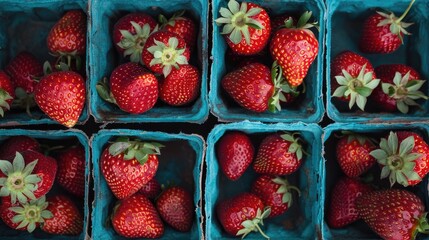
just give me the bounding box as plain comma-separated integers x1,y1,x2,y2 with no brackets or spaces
0,136,85,235
96,10,201,114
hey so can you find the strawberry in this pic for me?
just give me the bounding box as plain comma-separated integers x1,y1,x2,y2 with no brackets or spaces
270,11,318,87
156,186,194,232
0,71,15,117
159,10,197,51
216,131,254,181
5,52,42,93
142,31,190,77
138,178,161,199
100,137,162,199
159,64,200,106
371,64,427,113
97,62,158,114
0,136,40,159
113,13,158,63
370,131,429,187
336,132,377,178
359,1,415,54
0,151,57,204
56,146,86,197
41,195,83,235
34,71,85,128
253,132,305,175
217,192,271,239
327,177,373,228
112,194,164,238
251,175,300,217
331,51,380,111
215,0,271,55
356,189,429,240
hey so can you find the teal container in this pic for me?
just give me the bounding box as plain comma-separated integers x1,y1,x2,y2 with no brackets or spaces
91,129,205,239
89,0,209,123
0,0,89,126
205,121,324,239
210,0,325,123
0,129,90,240
322,123,429,239
326,0,429,122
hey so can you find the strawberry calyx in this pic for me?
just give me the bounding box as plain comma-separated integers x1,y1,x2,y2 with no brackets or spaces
9,195,53,233
159,10,186,29
108,137,164,165
147,37,188,77
370,131,422,187
0,152,41,204
271,177,301,208
10,88,39,120
282,11,319,31
236,206,271,239
340,131,377,146
215,0,264,45
268,61,300,112
280,132,305,160
0,88,13,117
413,212,429,237
332,64,380,111
381,71,428,113
377,0,414,43
96,77,117,105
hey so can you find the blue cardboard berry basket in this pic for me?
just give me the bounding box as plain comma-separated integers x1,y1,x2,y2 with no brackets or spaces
326,0,429,123
91,129,205,239
322,123,429,239
209,0,325,123
0,0,89,127
0,129,90,240
205,121,324,239
89,0,209,123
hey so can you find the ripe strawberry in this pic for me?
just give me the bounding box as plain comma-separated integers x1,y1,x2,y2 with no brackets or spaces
216,131,254,180
159,10,197,51
156,186,194,232
253,132,305,175
371,64,427,113
159,64,200,106
34,71,85,127
370,131,429,187
215,0,271,55
356,189,429,240
100,137,162,199
142,31,190,77
138,178,161,199
0,71,15,117
42,195,83,235
327,177,373,228
270,11,318,87
113,13,158,63
5,52,42,93
331,51,380,111
336,132,377,178
56,146,86,197
112,194,164,238
0,136,40,159
359,1,415,54
217,192,270,239
251,175,300,217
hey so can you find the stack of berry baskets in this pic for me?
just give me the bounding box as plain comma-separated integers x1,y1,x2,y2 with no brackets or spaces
89,0,209,123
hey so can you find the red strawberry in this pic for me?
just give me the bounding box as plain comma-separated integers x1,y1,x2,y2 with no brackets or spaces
217,192,270,239
251,175,300,217
138,178,161,199
156,186,194,232
336,132,377,178
42,195,83,235
359,1,415,54
100,138,162,199
270,11,318,87
331,51,380,111
113,13,158,63
371,64,427,113
0,71,15,117
327,177,373,228
34,71,85,127
159,64,200,106
253,132,305,175
216,131,254,180
142,31,190,77
0,136,40,159
215,0,271,55
56,146,86,197
112,194,164,238
159,10,197,51
370,131,429,187
356,189,429,240
5,52,42,93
